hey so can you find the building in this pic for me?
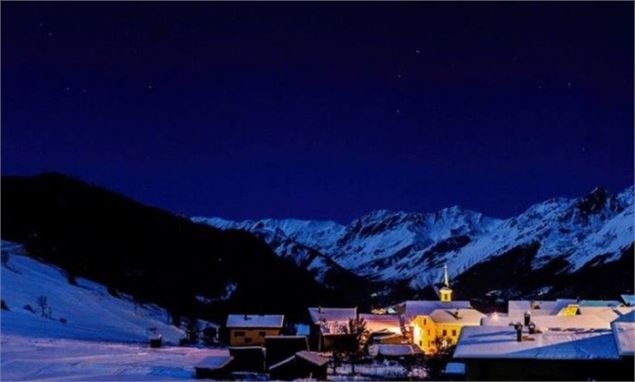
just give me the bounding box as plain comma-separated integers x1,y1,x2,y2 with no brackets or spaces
268,351,329,381
394,264,482,354
453,313,635,380
194,355,234,380
226,314,284,346
264,335,309,368
412,308,484,353
307,307,357,351
439,264,453,302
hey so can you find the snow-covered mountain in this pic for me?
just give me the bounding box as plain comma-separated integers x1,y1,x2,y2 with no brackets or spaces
195,186,634,297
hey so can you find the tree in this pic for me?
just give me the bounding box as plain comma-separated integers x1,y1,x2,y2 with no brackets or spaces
185,317,200,343
36,295,52,319
345,317,369,376
1,250,9,267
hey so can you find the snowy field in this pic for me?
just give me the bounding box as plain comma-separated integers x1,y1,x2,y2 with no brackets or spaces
1,334,227,381
1,241,223,381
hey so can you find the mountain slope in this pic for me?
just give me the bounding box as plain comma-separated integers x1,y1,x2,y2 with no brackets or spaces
1,173,350,323
198,186,634,299
1,241,185,344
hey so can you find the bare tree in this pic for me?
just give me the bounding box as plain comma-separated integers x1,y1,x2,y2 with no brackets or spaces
346,317,369,376
36,295,52,319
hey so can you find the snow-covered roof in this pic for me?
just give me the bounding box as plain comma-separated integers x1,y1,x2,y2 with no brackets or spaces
482,313,611,330
579,300,622,308
376,344,422,357
226,314,284,328
444,362,466,375
296,351,329,367
454,326,620,360
578,306,635,323
621,294,635,306
611,311,635,357
398,300,472,322
196,355,233,370
359,314,402,334
429,308,484,325
508,299,577,316
308,307,357,324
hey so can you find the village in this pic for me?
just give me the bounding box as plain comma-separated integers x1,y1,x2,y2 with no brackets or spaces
173,265,635,381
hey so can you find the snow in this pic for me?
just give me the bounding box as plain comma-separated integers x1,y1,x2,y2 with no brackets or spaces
296,351,329,366
508,299,578,316
1,334,229,381
374,344,422,357
194,186,633,291
308,307,357,324
482,314,613,330
444,362,466,375
621,294,635,306
358,314,402,334
397,300,472,322
454,326,620,360
0,241,231,381
225,314,284,328
611,321,635,356
1,242,185,344
428,308,484,325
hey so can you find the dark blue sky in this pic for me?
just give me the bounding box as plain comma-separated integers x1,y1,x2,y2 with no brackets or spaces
2,2,633,222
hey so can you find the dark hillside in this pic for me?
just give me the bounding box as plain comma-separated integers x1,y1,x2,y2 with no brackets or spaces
1,173,348,322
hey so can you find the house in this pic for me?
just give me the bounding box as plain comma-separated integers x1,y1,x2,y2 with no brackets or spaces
194,355,234,380
620,294,635,306
228,346,266,373
412,308,484,353
268,351,329,381
611,310,634,358
264,335,309,368
372,344,423,361
226,314,284,346
453,314,635,380
307,307,357,351
359,313,404,344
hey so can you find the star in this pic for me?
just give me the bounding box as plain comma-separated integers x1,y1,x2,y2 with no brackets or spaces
415,49,421,55
147,84,154,90
567,81,572,88
47,32,53,37
396,73,402,79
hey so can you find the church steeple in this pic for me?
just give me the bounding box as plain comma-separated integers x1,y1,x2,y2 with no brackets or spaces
439,263,453,302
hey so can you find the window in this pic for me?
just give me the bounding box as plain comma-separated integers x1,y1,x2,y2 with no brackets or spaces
452,330,457,336
427,329,430,335
419,340,422,346
234,331,245,337
245,337,252,343
424,318,427,325
442,329,447,336
259,331,266,337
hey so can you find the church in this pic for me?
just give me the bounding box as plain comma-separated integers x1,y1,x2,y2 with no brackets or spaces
392,264,485,354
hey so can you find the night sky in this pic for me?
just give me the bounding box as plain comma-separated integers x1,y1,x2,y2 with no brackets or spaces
2,2,633,222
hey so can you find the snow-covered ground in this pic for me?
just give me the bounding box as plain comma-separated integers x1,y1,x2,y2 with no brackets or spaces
1,334,228,381
1,241,225,381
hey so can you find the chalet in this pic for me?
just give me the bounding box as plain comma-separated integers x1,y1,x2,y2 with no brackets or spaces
307,307,357,351
264,335,309,368
226,314,284,346
228,346,266,373
268,351,329,381
359,313,404,344
194,355,234,380
453,313,635,380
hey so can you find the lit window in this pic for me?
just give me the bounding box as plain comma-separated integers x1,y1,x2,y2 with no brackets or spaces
452,330,457,336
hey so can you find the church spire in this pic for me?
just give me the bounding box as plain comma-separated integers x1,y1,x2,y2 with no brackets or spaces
443,263,450,288
439,263,453,302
